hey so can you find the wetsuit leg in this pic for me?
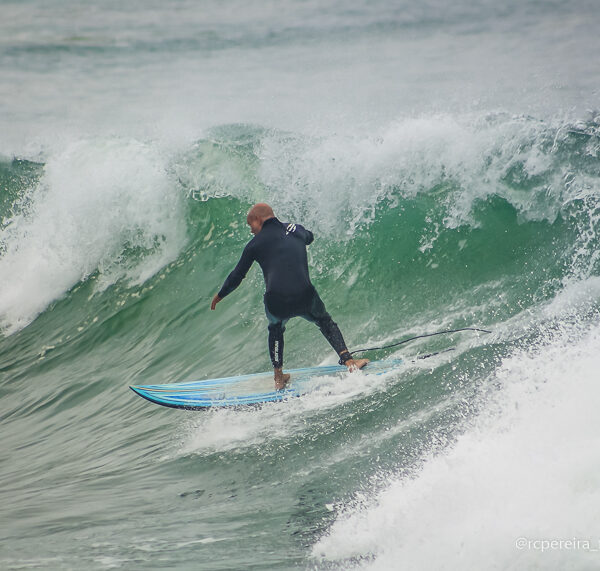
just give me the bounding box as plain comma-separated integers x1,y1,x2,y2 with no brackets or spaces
301,290,347,355
265,306,288,368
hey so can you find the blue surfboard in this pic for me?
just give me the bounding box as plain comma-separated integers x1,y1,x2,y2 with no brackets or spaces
130,358,403,410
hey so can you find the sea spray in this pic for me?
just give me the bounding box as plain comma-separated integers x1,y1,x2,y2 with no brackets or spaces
313,320,600,570
0,138,186,334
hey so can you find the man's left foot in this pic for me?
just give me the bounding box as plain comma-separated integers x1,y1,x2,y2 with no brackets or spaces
345,358,369,372
274,368,291,390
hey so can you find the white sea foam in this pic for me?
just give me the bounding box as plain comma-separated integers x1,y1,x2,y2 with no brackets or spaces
0,138,186,334
256,113,598,236
313,321,600,570
177,365,405,457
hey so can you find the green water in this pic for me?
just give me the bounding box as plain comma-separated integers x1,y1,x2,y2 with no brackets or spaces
2,115,600,568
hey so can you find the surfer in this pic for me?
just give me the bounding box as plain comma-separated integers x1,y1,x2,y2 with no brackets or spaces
211,203,368,389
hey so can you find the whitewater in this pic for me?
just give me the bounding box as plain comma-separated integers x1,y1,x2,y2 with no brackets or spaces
1,1,600,569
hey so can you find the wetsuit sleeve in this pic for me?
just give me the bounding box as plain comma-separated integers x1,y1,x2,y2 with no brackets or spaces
296,224,314,245
218,243,255,298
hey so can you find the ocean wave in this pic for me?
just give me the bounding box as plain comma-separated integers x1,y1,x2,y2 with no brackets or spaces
313,319,600,570
1,113,599,335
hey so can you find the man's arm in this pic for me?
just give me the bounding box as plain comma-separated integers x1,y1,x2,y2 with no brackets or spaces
211,243,254,310
303,226,314,245
289,223,313,245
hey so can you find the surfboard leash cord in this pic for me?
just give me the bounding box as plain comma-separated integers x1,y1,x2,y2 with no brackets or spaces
347,327,492,359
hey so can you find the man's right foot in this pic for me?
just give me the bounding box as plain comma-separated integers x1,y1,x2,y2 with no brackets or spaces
344,358,369,372
274,369,291,390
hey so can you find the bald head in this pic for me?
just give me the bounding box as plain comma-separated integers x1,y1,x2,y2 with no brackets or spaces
247,203,275,235
248,203,274,220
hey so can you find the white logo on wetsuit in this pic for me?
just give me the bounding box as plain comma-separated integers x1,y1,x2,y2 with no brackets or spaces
286,223,297,235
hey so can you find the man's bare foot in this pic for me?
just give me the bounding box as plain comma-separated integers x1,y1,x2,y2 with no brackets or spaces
345,358,369,372
274,368,291,390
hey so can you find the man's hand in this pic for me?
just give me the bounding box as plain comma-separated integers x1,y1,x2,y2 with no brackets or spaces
210,294,222,310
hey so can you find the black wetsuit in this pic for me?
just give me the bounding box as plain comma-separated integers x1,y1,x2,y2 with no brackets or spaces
218,217,347,368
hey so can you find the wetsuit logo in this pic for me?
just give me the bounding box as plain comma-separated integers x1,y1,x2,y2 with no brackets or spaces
286,223,297,235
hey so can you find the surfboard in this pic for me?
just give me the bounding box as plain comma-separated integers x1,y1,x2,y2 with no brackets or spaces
130,358,403,410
